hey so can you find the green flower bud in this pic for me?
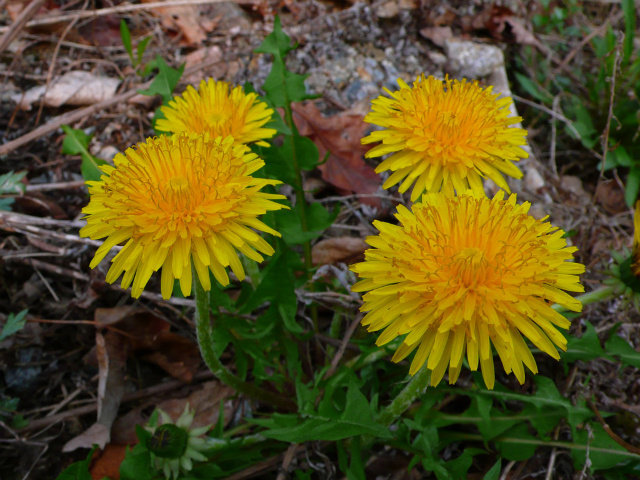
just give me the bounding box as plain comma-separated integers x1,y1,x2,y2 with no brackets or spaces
149,424,189,459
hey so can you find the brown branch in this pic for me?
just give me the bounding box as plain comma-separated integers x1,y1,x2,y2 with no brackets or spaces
588,400,640,456
0,0,260,33
0,0,46,54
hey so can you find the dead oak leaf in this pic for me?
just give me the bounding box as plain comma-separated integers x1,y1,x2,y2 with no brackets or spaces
291,102,380,201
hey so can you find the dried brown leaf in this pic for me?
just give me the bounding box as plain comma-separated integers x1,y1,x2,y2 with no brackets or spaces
64,331,127,452
291,102,380,201
141,0,206,46
312,236,369,266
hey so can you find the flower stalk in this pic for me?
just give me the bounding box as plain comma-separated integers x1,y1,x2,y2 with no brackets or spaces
193,266,295,410
377,365,432,427
552,285,616,313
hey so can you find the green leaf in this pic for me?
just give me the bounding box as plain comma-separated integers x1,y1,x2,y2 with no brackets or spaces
571,423,640,471
0,170,26,195
0,170,26,211
240,249,302,333
259,145,298,186
482,460,501,480
515,73,554,104
120,443,153,480
61,125,107,182
138,55,184,104
622,0,636,63
120,19,133,63
495,424,538,461
55,446,96,480
276,203,338,245
607,146,634,168
0,309,28,341
254,16,311,107
625,166,640,206
136,37,151,67
564,320,608,363
287,135,319,171
254,378,391,442
605,329,640,368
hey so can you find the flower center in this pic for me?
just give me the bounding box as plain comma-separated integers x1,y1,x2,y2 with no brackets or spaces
207,110,231,127
169,176,189,192
452,247,487,287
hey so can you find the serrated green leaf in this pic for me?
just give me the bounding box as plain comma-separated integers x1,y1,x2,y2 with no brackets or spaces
276,202,338,245
119,443,153,480
254,378,390,442
61,125,107,182
55,446,96,480
138,55,184,104
254,16,311,107
0,309,28,341
605,330,640,368
564,320,608,363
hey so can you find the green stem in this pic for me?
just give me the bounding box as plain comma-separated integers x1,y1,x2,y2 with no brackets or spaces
283,102,319,336
553,285,616,313
193,267,295,410
376,364,432,427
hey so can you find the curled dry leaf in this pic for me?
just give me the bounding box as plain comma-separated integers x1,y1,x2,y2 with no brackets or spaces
312,236,369,266
292,102,380,203
464,5,541,47
89,306,200,381
11,71,120,110
141,0,207,46
596,179,627,214
63,331,127,452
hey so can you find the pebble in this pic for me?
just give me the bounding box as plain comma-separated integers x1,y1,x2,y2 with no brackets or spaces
524,166,545,193
444,39,505,79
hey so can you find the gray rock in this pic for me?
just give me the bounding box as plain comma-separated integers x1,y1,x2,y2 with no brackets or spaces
444,39,505,79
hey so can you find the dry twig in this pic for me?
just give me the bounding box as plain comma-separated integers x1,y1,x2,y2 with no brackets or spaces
0,0,46,54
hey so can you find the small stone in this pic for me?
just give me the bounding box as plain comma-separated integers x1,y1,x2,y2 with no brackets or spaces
524,167,545,193
444,39,504,79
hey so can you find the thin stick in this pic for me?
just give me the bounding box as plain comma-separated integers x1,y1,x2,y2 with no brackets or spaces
25,181,87,192
0,0,260,33
35,7,84,125
549,95,559,179
0,0,46,54
598,38,622,180
323,316,361,380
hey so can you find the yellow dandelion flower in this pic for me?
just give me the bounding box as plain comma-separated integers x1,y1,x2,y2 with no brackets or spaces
351,191,585,389
156,79,277,147
80,133,287,299
362,75,529,201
